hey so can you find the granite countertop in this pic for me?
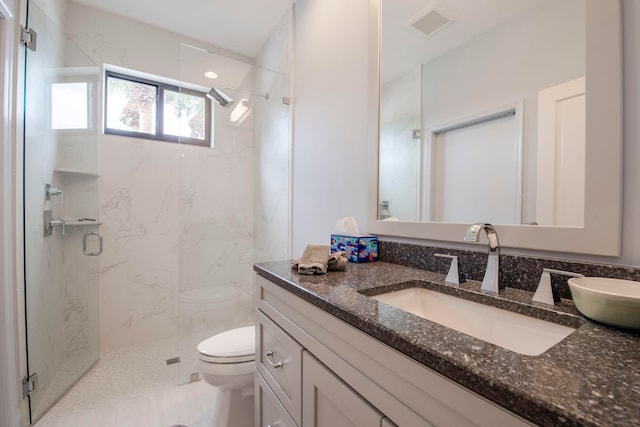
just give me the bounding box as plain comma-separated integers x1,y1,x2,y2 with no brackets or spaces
254,260,640,427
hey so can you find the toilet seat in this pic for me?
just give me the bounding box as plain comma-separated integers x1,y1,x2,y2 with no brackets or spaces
198,325,255,364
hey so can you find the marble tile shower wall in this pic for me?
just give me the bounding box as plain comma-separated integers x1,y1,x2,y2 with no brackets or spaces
380,241,640,299
63,2,258,351
98,131,255,351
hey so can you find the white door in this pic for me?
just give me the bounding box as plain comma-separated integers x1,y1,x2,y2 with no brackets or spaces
536,77,586,226
426,104,523,224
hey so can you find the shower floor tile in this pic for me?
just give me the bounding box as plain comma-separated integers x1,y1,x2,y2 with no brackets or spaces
34,333,222,427
34,380,218,427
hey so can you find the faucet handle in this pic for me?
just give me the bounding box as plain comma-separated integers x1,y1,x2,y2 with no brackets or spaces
463,223,484,242
434,253,464,285
532,268,584,305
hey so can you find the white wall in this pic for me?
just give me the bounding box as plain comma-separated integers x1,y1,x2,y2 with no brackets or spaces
292,0,371,256
619,0,640,267
421,0,585,223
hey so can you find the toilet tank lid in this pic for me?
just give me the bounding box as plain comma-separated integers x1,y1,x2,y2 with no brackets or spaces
197,326,255,358
180,285,237,304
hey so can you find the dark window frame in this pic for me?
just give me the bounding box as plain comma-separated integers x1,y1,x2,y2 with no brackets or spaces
104,70,211,147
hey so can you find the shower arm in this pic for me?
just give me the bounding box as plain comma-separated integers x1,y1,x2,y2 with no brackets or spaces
222,87,269,100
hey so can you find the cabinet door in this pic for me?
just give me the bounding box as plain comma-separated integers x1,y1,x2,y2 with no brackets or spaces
256,370,298,427
302,351,383,427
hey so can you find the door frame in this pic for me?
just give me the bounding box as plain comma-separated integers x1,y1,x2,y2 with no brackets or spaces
536,77,586,226
421,100,524,223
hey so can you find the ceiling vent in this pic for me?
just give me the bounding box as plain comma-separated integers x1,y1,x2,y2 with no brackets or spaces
406,2,457,38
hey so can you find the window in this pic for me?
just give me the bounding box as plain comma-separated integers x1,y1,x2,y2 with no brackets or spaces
105,71,211,147
51,82,89,129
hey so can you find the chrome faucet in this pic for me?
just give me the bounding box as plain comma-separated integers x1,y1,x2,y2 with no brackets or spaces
464,223,503,294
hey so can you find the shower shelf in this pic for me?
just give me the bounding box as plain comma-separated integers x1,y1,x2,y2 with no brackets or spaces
54,167,99,177
62,219,101,226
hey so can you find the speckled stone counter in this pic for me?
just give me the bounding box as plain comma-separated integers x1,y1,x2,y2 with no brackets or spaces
254,260,640,427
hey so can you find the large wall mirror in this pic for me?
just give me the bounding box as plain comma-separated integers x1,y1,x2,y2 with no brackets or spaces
367,0,622,255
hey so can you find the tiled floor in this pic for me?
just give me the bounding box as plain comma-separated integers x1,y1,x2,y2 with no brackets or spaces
34,334,221,427
35,380,219,427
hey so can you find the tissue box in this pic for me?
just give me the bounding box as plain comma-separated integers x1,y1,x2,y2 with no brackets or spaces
330,234,378,263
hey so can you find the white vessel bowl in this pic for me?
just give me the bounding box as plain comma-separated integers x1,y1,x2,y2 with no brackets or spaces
568,277,640,329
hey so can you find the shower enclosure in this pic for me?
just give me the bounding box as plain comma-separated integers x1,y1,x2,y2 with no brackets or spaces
21,1,292,422
22,1,101,423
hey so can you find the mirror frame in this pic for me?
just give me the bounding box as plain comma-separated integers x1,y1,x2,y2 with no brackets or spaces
368,0,622,256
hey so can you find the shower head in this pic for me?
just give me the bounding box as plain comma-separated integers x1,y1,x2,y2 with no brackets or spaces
206,87,234,107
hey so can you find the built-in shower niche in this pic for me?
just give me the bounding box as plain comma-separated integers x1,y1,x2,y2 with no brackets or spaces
50,168,100,226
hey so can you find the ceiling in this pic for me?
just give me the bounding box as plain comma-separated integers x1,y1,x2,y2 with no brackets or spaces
381,0,555,82
70,0,564,80
72,0,295,58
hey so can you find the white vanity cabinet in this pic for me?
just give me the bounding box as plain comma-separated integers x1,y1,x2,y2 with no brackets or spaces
256,310,391,427
302,351,388,427
255,275,534,427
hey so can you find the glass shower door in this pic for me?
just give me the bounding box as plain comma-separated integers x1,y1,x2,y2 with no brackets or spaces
22,1,101,422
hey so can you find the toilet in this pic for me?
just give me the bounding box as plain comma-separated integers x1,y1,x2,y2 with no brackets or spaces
197,325,256,427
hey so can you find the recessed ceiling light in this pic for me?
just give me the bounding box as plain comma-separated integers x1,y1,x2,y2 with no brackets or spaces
204,71,218,79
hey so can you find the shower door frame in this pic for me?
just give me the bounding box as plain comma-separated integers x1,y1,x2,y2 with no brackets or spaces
0,0,26,426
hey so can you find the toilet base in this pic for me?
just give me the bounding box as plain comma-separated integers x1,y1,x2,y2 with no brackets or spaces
212,387,254,427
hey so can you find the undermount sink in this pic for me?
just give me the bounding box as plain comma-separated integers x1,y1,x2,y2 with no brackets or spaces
371,287,576,356
568,277,640,329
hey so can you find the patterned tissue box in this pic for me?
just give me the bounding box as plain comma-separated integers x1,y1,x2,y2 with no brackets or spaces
330,234,378,263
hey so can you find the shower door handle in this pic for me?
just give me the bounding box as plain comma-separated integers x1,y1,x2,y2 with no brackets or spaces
83,232,103,256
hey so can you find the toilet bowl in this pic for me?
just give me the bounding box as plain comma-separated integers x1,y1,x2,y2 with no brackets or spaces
197,325,255,427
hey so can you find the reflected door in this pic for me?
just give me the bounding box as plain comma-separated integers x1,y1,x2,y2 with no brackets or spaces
428,109,523,224
536,77,586,227
22,2,101,422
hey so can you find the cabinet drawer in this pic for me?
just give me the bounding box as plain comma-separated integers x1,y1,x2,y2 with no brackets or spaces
256,370,298,427
257,310,303,424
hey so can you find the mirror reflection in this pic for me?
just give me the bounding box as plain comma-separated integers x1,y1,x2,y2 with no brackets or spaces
379,0,586,226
